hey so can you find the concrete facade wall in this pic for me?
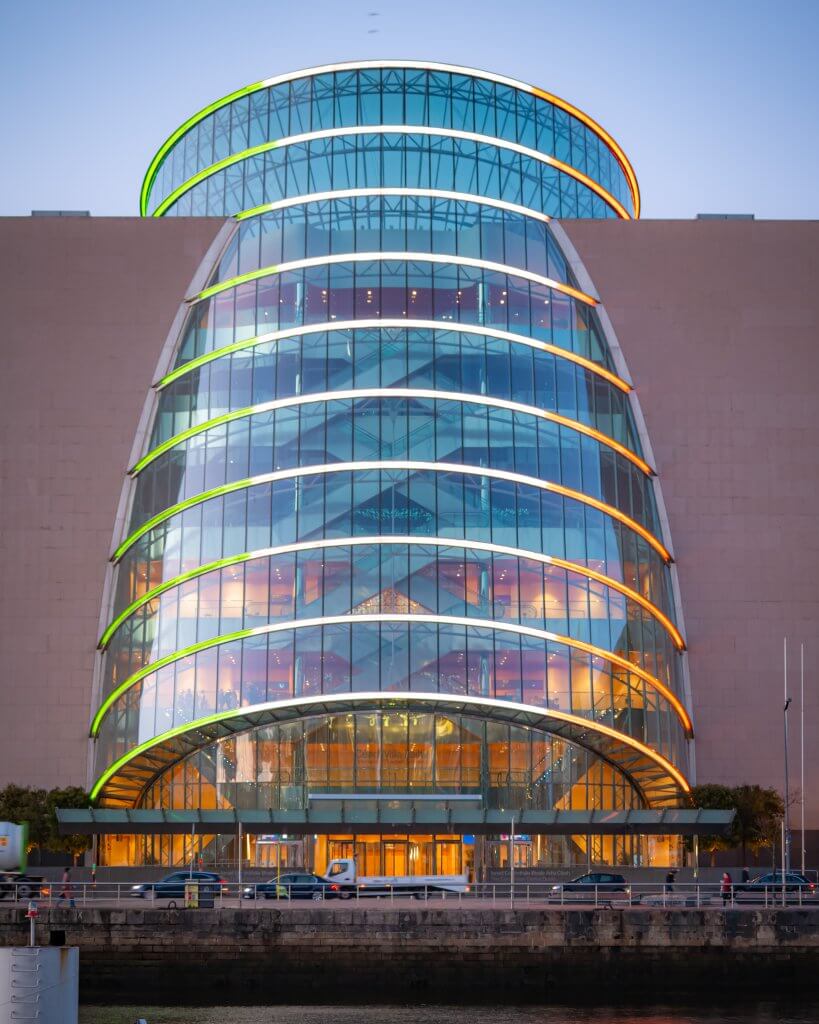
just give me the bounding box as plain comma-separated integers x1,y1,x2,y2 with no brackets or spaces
1,217,817,837
564,219,819,833
0,217,223,790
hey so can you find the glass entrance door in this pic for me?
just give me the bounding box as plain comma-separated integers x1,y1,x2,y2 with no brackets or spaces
383,840,408,875
254,839,302,869
318,834,466,876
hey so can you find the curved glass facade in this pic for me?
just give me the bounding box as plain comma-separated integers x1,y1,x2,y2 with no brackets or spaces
142,710,643,811
96,62,690,865
150,324,636,451
142,62,638,219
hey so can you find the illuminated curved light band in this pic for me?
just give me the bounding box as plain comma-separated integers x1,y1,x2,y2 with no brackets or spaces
234,186,553,224
142,60,639,219
90,611,691,740
100,534,684,653
92,691,684,810
92,691,683,809
189,250,598,307
150,127,626,224
113,460,672,565
158,318,631,393
131,387,652,477
153,123,630,222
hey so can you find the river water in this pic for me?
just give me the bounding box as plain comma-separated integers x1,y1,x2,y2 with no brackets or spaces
78,1006,819,1024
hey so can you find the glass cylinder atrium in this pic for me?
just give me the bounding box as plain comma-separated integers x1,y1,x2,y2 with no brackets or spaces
93,61,691,867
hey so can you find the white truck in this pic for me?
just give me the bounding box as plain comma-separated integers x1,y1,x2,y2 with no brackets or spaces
323,857,470,899
0,822,45,900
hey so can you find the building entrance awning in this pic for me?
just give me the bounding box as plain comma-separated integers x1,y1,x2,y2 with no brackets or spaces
57,805,735,837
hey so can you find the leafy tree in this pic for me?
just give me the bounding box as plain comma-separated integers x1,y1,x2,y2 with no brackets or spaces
45,787,92,864
690,783,785,867
0,784,93,864
0,785,49,850
730,784,785,865
690,783,738,865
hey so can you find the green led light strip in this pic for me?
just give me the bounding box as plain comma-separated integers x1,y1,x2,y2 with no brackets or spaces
140,61,639,218
150,124,629,221
90,611,692,741
152,138,276,217
99,546,260,650
112,460,673,565
140,78,267,217
156,318,631,393
91,691,684,807
98,534,684,654
189,251,598,307
131,387,652,478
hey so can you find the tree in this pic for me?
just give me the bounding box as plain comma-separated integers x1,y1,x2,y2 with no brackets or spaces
45,787,92,864
0,784,92,865
689,783,738,865
731,784,784,867
0,785,50,851
690,783,785,867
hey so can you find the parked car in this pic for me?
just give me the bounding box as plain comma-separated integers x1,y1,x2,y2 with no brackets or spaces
550,872,630,898
130,871,225,899
735,871,816,897
242,872,340,900
0,872,47,900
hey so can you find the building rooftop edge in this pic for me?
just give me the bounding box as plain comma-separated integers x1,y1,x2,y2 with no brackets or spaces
139,59,640,219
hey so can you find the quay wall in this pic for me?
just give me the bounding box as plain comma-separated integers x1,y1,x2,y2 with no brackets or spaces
1,905,818,1003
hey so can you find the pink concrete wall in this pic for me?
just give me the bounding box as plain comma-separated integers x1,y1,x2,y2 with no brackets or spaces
0,217,222,790
564,220,819,830
2,216,817,836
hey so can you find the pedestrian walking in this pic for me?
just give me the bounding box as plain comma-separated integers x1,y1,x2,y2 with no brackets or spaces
665,869,676,895
721,870,732,906
741,866,750,884
58,867,75,909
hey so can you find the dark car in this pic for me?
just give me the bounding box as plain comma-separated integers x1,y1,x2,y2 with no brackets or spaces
130,870,225,899
0,873,47,900
551,872,630,897
242,871,340,901
735,871,816,897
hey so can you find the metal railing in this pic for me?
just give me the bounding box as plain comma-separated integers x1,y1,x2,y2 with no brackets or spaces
2,879,817,909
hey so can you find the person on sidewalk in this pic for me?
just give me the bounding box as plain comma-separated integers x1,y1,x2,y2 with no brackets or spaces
721,871,733,906
58,867,75,909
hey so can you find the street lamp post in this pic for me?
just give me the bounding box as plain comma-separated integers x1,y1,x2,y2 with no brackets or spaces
784,694,792,872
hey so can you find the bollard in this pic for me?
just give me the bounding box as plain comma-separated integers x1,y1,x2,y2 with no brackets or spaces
26,900,38,946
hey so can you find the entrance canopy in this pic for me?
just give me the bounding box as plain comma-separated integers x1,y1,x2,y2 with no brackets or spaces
57,804,734,837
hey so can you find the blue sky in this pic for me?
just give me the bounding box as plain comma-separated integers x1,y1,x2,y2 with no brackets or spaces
2,0,817,218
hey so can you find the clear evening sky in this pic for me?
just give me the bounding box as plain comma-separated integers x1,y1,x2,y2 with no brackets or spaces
2,0,817,218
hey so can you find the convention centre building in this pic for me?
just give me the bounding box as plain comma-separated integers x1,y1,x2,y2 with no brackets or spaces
2,60,817,874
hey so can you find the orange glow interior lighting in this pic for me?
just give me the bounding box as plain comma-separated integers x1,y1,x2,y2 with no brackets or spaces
99,534,684,654
90,612,692,740
91,692,686,806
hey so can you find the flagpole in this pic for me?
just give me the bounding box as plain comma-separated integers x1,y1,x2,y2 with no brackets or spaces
801,643,805,875
784,638,791,872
